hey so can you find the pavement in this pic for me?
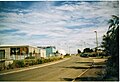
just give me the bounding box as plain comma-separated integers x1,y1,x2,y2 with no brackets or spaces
0,56,107,81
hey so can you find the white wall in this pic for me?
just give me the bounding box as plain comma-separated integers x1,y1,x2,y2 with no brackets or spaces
28,46,41,58
5,60,13,67
40,49,46,58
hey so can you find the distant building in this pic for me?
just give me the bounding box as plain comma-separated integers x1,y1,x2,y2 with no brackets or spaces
58,49,66,55
37,47,46,58
38,46,56,57
46,46,56,57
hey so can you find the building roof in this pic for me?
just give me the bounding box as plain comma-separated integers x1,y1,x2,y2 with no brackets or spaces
0,45,37,48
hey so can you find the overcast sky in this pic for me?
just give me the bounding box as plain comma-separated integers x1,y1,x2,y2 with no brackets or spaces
0,1,119,53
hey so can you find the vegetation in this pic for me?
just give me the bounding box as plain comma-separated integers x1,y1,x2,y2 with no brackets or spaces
0,57,63,71
83,48,93,53
101,15,119,80
64,54,71,58
25,56,35,59
80,53,88,57
77,49,81,54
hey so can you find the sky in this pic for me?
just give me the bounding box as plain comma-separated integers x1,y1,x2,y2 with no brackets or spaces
0,1,119,53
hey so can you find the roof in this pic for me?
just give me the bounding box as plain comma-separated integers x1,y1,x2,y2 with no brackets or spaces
0,45,37,48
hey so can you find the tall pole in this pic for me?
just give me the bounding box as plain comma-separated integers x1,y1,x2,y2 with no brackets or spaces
94,31,98,56
84,42,86,48
94,31,98,48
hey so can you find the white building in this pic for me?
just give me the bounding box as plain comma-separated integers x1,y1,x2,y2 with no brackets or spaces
39,48,46,58
58,49,66,55
0,45,48,68
0,45,42,60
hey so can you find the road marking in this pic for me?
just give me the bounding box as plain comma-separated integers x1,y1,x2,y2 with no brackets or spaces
72,61,93,82
72,68,90,82
0,58,70,76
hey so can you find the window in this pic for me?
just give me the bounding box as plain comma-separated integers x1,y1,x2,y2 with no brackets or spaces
10,48,20,55
0,50,5,59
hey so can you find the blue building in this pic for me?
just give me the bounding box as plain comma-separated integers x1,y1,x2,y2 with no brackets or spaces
38,46,56,57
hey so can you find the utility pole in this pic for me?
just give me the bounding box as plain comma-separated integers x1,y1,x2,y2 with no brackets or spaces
94,31,98,56
84,42,86,48
94,31,98,49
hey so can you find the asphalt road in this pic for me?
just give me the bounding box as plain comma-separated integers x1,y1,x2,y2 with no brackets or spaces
0,56,94,81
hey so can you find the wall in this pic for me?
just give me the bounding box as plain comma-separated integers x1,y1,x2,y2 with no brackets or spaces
0,48,12,68
5,60,13,67
40,49,46,58
46,47,56,57
46,47,52,57
28,46,40,58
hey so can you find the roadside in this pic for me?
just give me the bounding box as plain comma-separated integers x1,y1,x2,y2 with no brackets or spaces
0,56,94,81
73,57,107,81
0,57,70,75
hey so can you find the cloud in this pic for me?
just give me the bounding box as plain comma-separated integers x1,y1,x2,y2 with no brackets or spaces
0,1,119,53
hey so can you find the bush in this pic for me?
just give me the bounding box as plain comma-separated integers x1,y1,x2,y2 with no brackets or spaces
106,57,119,77
24,59,37,66
25,56,35,59
89,54,96,57
31,60,37,65
64,54,71,58
36,57,62,64
0,67,4,71
14,60,25,68
6,63,14,69
37,59,43,64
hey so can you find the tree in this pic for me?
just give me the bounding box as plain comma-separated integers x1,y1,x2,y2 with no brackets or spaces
77,49,81,54
56,50,59,54
101,15,119,79
83,48,93,53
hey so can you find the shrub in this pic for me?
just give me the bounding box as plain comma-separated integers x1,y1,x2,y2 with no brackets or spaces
24,59,38,66
36,57,63,64
44,59,49,63
106,57,119,77
64,54,71,57
37,59,43,64
31,60,37,65
14,60,25,68
25,56,35,59
6,63,14,69
0,67,4,71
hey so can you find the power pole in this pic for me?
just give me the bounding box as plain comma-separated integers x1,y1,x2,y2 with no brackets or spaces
94,31,98,56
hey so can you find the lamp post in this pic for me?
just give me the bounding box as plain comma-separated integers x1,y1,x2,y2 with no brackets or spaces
94,31,98,56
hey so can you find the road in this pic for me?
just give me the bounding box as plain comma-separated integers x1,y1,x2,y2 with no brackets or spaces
0,56,94,81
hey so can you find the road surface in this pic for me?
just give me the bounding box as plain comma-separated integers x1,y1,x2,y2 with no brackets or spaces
0,56,94,81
